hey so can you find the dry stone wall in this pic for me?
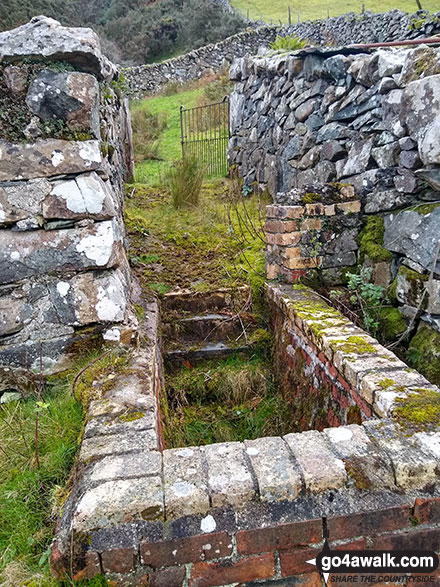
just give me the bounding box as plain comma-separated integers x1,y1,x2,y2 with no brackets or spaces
124,10,440,98
0,16,135,388
229,43,440,385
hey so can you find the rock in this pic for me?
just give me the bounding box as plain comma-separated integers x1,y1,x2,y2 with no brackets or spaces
377,48,405,78
365,189,415,213
323,55,351,83
0,297,26,337
26,71,100,137
229,58,242,81
382,89,406,137
2,65,28,96
398,45,440,86
297,146,321,170
0,219,123,285
317,122,353,142
416,168,440,191
23,117,43,141
400,75,440,163
418,118,440,165
426,279,440,314
407,322,440,386
43,173,116,220
348,53,379,87
47,268,129,326
398,150,421,170
229,92,245,134
384,207,440,275
0,15,115,82
295,98,316,122
371,142,400,169
321,139,346,162
399,136,415,150
394,170,419,194
396,264,428,308
378,77,397,94
0,139,102,181
339,138,374,178
0,178,51,226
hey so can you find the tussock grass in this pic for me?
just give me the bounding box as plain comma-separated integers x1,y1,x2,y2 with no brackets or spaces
165,154,206,208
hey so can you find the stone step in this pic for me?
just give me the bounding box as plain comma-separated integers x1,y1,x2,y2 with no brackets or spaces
164,341,251,367
162,313,247,344
161,286,251,314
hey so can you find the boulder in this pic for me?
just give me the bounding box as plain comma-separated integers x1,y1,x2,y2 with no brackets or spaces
377,49,405,78
365,189,415,213
396,265,428,308
398,46,440,86
0,15,115,81
416,169,440,191
26,70,100,137
0,139,102,181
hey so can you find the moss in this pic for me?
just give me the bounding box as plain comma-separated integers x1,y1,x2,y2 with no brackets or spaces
409,202,440,216
134,303,145,321
347,404,362,425
333,336,376,354
119,410,145,423
407,323,440,386
344,457,372,490
394,387,440,431
378,307,407,342
378,378,395,390
301,193,321,204
358,216,393,263
388,277,397,304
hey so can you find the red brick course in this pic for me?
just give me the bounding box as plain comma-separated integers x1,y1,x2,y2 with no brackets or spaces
236,519,322,555
188,553,275,587
327,505,411,541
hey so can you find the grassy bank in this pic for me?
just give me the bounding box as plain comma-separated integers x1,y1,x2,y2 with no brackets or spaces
231,0,437,24
131,86,204,185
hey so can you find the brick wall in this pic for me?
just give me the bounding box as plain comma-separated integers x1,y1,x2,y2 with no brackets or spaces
51,285,440,587
265,195,361,284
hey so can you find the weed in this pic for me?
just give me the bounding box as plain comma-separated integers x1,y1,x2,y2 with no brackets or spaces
131,108,168,163
165,154,206,208
346,267,385,336
270,34,307,51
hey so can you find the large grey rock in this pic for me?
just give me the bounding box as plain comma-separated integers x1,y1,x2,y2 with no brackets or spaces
47,268,129,326
339,138,374,178
384,207,440,274
0,15,115,81
0,139,102,181
416,168,440,191
398,45,440,86
401,75,440,164
377,49,405,78
365,189,415,213
0,219,123,285
371,142,400,169
43,173,116,220
26,70,100,137
382,89,406,137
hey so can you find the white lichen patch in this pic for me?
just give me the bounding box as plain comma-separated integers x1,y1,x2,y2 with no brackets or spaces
172,481,196,498
75,221,114,266
103,327,121,341
51,150,64,167
79,141,101,164
201,514,216,533
56,281,70,297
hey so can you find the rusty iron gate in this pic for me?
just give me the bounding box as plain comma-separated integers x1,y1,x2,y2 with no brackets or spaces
180,97,230,177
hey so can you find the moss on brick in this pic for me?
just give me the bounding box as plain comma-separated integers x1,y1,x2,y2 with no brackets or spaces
394,387,440,431
333,335,376,354
358,216,393,263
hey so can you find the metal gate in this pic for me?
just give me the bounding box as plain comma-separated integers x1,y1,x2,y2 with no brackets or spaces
180,97,230,177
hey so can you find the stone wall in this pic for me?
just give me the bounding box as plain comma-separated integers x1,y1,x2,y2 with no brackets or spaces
0,17,136,388
124,10,440,98
228,43,440,385
51,283,440,586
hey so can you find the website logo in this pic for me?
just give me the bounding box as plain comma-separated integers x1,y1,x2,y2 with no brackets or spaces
306,540,439,585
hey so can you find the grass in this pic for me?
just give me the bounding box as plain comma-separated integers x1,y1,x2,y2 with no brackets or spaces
0,348,128,586
230,0,439,25
125,179,267,297
163,353,296,447
130,86,204,185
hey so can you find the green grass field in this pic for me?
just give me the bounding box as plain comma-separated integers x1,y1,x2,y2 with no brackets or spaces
131,87,204,185
230,0,438,24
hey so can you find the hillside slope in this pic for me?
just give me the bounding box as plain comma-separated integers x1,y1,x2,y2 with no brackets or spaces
0,0,245,64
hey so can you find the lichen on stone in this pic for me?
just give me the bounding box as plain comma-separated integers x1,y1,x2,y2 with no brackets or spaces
332,335,376,354
394,387,440,431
